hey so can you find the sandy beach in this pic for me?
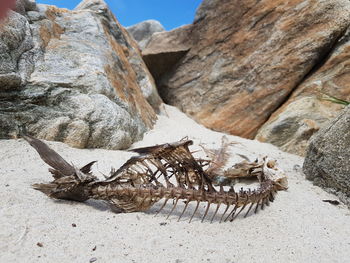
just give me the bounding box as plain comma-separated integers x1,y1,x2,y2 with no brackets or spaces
1,105,349,263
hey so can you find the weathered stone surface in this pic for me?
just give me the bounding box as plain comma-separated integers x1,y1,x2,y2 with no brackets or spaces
255,98,341,156
0,10,34,88
193,0,214,23
0,0,159,149
143,24,192,80
303,106,350,207
157,0,350,139
256,28,350,155
75,0,162,111
126,19,165,50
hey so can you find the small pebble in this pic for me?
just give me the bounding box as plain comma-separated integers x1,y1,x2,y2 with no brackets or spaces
36,242,43,247
72,223,77,227
89,257,97,263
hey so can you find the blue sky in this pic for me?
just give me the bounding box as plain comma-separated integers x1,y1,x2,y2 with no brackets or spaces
36,0,202,30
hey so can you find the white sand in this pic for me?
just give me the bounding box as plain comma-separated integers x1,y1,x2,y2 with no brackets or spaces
1,105,349,263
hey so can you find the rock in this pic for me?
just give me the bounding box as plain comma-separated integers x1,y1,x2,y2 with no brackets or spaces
26,10,46,22
142,24,193,80
14,0,37,15
0,11,34,88
0,0,160,150
256,28,350,155
303,106,350,207
25,0,37,11
75,0,162,111
193,0,214,23
14,1,26,15
255,97,345,156
126,19,165,50
156,0,350,139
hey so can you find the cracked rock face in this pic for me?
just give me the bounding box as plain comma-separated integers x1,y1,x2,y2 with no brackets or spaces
155,0,350,140
303,106,350,207
0,0,161,149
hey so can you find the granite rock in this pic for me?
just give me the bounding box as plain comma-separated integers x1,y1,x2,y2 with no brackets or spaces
75,0,162,110
0,0,160,149
14,0,37,15
256,28,350,155
126,19,165,50
303,106,350,207
0,11,34,88
156,0,350,139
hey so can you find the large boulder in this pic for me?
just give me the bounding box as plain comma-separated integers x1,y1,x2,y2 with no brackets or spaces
256,28,350,156
155,0,350,139
303,106,350,207
75,0,162,111
126,19,165,50
0,0,161,149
